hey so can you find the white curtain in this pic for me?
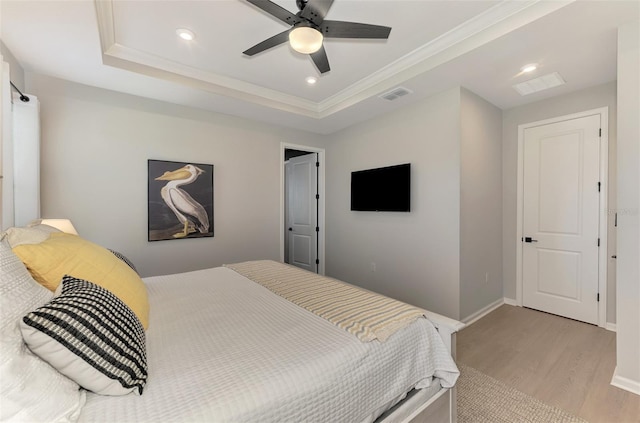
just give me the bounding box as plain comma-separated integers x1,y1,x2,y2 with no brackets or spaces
1,60,14,230
11,91,40,227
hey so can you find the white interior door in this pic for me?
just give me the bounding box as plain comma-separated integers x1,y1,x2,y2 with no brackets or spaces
287,153,318,273
522,114,601,324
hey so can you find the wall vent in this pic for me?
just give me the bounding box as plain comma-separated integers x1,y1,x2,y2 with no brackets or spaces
379,87,412,101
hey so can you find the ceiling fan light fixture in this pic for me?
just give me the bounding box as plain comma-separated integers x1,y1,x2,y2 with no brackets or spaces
289,26,323,54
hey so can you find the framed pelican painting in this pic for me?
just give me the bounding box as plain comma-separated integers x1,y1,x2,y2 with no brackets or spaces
148,159,214,241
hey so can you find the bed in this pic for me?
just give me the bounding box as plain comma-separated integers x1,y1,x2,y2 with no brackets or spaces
1,224,464,423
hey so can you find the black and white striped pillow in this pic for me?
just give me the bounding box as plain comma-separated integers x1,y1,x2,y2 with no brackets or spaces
108,249,138,274
20,275,147,395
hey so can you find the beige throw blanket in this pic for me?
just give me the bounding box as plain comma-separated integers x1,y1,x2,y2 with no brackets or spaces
224,260,425,342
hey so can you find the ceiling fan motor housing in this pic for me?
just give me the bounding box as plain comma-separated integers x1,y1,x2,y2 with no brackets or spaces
294,20,320,31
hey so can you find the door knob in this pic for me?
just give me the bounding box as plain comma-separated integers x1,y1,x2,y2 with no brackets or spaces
288,227,293,231
524,237,538,243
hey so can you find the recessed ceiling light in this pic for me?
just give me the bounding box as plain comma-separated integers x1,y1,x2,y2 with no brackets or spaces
305,76,317,85
176,28,195,41
521,63,538,73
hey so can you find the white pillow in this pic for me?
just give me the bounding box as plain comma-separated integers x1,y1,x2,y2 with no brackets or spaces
0,224,61,248
21,276,148,396
0,240,86,422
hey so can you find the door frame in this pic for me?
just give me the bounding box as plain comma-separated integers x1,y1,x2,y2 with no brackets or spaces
280,142,325,275
515,107,608,328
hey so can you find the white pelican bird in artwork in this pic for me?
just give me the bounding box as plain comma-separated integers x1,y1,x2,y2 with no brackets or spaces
155,164,210,238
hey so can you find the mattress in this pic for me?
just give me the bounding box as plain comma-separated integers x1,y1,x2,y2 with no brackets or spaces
78,266,459,423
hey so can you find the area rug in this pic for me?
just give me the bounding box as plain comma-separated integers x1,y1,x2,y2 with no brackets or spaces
457,363,588,423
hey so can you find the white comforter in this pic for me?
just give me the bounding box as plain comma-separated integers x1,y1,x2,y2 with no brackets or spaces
79,267,459,423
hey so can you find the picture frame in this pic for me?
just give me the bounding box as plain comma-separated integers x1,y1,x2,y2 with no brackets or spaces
147,159,214,241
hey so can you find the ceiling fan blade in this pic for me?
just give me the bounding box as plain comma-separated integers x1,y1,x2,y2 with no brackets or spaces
245,0,298,25
243,30,291,56
310,45,330,74
321,20,391,39
299,0,334,26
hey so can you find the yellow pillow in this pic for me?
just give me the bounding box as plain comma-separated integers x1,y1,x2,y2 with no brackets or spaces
13,233,149,329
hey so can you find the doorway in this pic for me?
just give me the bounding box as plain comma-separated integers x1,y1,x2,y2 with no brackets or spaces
516,108,608,327
280,143,325,275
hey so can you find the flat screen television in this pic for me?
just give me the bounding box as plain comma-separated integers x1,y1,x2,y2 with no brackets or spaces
351,163,411,212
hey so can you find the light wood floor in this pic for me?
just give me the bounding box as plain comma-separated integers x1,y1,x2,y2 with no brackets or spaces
457,305,640,423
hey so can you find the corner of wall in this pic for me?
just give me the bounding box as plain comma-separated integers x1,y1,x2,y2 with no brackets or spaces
614,18,640,393
0,42,25,92
459,88,504,320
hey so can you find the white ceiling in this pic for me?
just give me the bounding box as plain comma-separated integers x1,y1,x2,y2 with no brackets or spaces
1,0,638,134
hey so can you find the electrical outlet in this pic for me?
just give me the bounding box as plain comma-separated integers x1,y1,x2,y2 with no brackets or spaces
371,262,376,272
485,272,489,284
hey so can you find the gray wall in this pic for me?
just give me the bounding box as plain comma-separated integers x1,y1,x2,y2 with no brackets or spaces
501,82,617,323
22,69,626,329
324,87,462,319
459,88,503,320
29,77,506,321
614,19,640,392
323,87,504,321
27,74,325,277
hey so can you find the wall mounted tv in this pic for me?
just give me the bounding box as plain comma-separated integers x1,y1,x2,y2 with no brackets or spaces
351,163,411,212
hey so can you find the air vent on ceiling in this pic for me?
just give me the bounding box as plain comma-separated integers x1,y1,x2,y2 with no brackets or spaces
513,72,566,96
379,87,413,101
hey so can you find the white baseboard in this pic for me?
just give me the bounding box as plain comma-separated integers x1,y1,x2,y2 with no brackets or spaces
462,298,505,326
503,297,518,306
611,367,640,395
605,322,617,332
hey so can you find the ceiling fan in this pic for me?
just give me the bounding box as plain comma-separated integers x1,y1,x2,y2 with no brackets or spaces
243,0,392,74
